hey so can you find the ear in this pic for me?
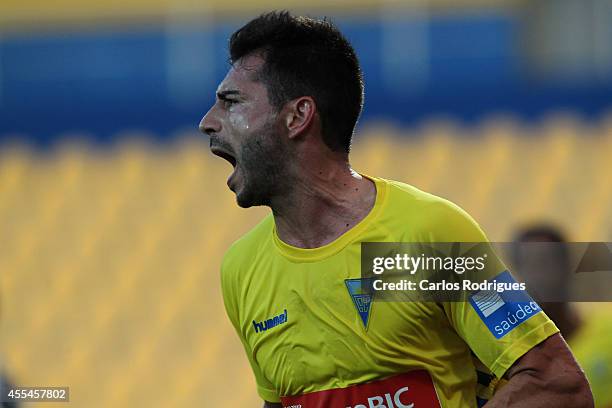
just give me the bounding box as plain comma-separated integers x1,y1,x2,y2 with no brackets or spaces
284,96,316,140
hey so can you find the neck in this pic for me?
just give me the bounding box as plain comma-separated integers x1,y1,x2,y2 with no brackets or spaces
270,159,376,249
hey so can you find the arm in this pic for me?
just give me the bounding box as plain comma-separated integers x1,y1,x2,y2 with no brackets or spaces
263,402,282,408
485,333,593,407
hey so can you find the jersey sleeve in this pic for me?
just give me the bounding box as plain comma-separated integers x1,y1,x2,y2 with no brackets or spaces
428,200,560,379
220,252,282,403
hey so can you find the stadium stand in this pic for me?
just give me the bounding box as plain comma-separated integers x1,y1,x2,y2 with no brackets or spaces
0,115,610,407
1,0,611,405
0,0,520,28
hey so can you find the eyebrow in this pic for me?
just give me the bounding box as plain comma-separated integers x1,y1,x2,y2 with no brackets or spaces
217,90,241,100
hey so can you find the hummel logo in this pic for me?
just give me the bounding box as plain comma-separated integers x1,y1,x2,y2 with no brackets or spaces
253,309,288,333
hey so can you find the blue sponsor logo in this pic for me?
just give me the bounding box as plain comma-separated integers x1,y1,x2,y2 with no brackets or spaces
469,271,541,339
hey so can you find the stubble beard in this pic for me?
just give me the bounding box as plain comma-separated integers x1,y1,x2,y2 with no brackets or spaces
235,121,293,208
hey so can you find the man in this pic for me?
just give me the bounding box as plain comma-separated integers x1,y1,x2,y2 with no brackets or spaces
200,11,593,407
513,225,612,408
512,225,581,338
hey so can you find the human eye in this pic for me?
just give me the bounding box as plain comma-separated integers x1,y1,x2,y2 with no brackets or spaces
221,98,238,109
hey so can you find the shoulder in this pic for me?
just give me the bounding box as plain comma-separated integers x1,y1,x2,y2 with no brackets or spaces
384,178,448,207
379,177,488,242
221,213,274,282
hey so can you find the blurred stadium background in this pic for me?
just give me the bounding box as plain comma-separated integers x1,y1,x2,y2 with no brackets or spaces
0,0,611,407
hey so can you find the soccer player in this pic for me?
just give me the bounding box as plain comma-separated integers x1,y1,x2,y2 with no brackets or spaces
513,225,612,407
200,11,593,408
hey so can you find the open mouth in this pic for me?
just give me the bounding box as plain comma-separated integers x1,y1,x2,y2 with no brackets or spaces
210,146,237,168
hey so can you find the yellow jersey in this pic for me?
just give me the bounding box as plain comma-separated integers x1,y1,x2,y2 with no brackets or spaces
221,176,558,407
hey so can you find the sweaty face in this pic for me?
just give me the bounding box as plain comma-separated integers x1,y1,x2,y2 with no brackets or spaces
200,55,289,208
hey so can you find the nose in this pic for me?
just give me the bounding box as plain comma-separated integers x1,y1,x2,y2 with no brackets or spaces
199,106,221,136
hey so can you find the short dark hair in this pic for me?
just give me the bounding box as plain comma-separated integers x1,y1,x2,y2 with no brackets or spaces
229,11,364,153
515,224,567,244
513,224,571,272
